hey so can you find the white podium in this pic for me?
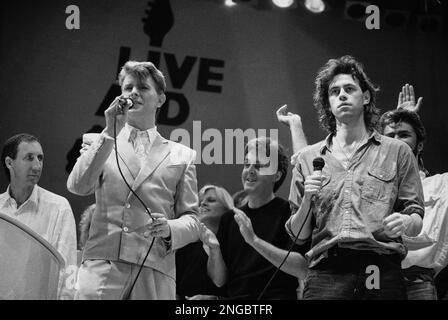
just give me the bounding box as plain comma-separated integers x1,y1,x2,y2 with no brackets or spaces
0,213,64,299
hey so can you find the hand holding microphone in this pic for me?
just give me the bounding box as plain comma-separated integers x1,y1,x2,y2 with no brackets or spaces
303,157,325,204
104,96,134,137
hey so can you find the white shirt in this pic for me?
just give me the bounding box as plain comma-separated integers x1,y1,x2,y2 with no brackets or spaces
0,185,77,299
402,172,448,275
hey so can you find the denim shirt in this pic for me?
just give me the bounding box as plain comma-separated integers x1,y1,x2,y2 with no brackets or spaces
287,130,424,268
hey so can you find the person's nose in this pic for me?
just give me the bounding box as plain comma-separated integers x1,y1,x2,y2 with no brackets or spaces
247,164,257,176
31,159,42,172
130,87,140,98
338,89,348,101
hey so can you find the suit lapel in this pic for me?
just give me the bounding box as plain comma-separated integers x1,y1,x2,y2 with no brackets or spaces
131,133,170,192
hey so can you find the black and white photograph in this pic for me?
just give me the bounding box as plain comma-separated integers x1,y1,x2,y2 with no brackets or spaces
0,0,447,311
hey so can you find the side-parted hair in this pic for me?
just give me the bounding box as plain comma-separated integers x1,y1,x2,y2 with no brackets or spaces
379,108,427,172
314,55,380,134
244,137,289,193
118,61,166,94
199,185,234,211
1,133,41,182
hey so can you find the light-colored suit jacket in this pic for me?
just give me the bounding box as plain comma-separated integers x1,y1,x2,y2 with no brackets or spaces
67,128,200,280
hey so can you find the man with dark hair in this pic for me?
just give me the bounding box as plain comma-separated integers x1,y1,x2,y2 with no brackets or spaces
380,106,428,175
201,137,307,300
287,56,424,299
313,56,381,135
68,61,200,299
0,133,77,299
379,84,448,300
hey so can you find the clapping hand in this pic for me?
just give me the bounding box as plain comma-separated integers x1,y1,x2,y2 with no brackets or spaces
199,222,220,249
233,208,257,245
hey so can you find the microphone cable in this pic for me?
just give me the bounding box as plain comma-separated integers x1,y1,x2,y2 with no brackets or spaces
113,115,156,300
256,202,313,300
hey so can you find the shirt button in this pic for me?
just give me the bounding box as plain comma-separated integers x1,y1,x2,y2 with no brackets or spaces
125,203,131,209
144,231,150,238
123,227,129,232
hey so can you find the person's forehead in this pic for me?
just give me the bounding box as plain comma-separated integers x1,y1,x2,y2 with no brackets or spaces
204,188,217,197
17,141,43,154
329,74,359,88
122,74,155,86
245,146,271,161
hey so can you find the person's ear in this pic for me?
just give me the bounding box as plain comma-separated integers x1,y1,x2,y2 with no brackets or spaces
157,93,166,109
274,171,282,182
363,90,371,105
417,142,424,154
5,156,13,170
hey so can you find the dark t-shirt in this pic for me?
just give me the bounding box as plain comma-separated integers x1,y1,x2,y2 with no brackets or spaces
217,197,300,300
176,241,226,299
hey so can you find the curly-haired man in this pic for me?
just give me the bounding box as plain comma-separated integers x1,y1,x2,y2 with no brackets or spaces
286,56,424,299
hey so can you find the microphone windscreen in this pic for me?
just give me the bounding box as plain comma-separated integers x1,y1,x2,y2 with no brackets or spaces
312,157,325,171
125,98,134,108
119,97,134,108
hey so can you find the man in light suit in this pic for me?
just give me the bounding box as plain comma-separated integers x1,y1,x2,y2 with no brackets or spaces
67,61,200,300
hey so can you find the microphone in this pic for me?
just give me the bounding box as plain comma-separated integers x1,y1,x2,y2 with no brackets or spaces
118,97,134,110
313,157,325,172
311,157,325,202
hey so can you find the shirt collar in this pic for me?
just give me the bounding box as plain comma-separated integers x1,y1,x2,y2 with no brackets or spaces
3,184,39,211
319,129,382,154
125,123,158,144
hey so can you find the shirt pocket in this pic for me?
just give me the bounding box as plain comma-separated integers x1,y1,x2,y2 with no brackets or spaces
361,166,396,203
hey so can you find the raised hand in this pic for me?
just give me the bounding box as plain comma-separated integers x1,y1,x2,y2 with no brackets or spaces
276,104,302,128
276,104,308,154
397,83,423,113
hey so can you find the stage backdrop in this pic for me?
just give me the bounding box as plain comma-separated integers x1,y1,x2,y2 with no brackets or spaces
1,0,447,242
